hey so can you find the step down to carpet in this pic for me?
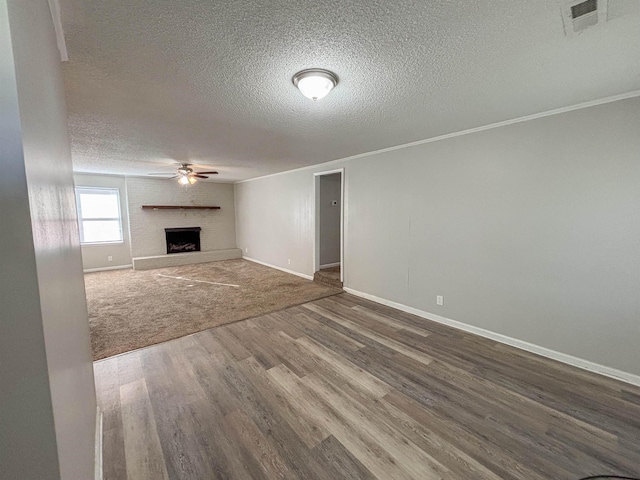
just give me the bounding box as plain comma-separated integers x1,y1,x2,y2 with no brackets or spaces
313,267,343,289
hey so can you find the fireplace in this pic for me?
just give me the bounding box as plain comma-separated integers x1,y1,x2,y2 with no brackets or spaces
165,227,201,254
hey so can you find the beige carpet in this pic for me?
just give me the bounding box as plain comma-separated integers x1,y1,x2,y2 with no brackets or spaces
85,259,341,360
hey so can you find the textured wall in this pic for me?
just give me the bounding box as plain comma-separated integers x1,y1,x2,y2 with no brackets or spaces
127,177,236,258
236,96,640,377
319,173,341,266
2,1,96,479
74,173,132,269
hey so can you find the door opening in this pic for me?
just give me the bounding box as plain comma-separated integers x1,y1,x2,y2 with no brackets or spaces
314,169,344,287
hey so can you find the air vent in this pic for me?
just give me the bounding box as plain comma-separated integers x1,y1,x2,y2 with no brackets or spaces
562,0,607,35
571,0,597,18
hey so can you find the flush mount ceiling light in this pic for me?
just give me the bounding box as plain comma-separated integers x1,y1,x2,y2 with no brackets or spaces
292,68,338,101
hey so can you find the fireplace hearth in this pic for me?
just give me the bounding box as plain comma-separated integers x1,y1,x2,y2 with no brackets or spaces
165,227,201,254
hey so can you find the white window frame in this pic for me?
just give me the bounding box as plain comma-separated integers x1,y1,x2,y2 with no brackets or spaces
75,187,124,245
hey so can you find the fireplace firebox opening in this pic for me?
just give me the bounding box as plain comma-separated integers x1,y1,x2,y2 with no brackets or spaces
165,227,201,254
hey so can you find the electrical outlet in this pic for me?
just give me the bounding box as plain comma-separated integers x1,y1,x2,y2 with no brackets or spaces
107,256,113,262
288,258,291,265
436,295,444,306
244,248,248,253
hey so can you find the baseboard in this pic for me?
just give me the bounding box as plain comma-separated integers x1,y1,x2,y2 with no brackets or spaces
243,256,313,280
84,264,132,273
320,262,340,269
344,287,640,387
95,406,103,480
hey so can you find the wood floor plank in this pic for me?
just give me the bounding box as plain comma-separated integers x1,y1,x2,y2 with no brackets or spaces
188,400,258,480
377,361,582,478
315,297,409,338
267,363,420,480
120,379,170,480
303,303,434,366
220,357,332,480
249,323,312,377
237,355,331,448
173,335,278,479
140,342,223,479
94,360,128,480
350,304,431,337
383,390,547,480
288,310,366,351
94,293,640,480
311,435,377,480
229,324,281,370
223,409,296,479
213,327,252,361
300,373,450,480
310,363,504,480
430,356,618,443
295,335,392,397
117,351,144,386
273,330,326,376
329,294,453,336
266,310,308,339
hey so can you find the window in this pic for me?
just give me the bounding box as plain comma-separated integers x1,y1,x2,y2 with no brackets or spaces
75,187,123,244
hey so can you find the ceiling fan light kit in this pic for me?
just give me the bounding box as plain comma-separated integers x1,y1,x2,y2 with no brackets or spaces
148,163,218,185
292,68,338,101
178,174,197,185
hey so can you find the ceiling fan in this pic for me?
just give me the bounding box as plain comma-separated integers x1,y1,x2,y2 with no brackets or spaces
148,164,218,185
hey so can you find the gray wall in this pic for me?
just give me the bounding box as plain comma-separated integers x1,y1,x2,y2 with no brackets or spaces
235,96,640,377
74,173,132,270
127,177,237,258
319,173,341,267
0,1,96,479
236,167,328,275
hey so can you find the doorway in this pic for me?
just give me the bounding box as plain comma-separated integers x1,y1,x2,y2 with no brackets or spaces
314,169,344,287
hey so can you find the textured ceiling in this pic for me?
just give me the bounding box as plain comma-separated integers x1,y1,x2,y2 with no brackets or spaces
60,0,640,182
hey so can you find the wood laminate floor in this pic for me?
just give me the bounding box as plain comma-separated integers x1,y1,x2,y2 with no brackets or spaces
95,293,640,480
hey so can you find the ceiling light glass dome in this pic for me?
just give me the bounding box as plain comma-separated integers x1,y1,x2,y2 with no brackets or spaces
292,69,338,101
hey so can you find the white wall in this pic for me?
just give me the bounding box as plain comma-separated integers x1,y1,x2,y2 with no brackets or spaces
127,177,237,258
319,173,341,266
0,2,60,476
74,173,132,270
0,1,96,479
235,96,640,379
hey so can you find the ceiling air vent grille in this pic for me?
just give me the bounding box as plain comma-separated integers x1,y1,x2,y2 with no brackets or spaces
571,0,598,18
562,0,607,35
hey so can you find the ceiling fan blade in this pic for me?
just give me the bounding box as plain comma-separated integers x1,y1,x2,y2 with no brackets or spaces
196,171,218,175
147,173,174,176
193,174,208,179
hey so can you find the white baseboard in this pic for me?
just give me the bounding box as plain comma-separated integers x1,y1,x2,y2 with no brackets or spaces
320,262,341,269
243,256,313,280
344,287,640,387
95,406,103,480
84,264,132,273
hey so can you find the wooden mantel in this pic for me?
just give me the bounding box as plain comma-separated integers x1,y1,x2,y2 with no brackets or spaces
141,205,221,210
